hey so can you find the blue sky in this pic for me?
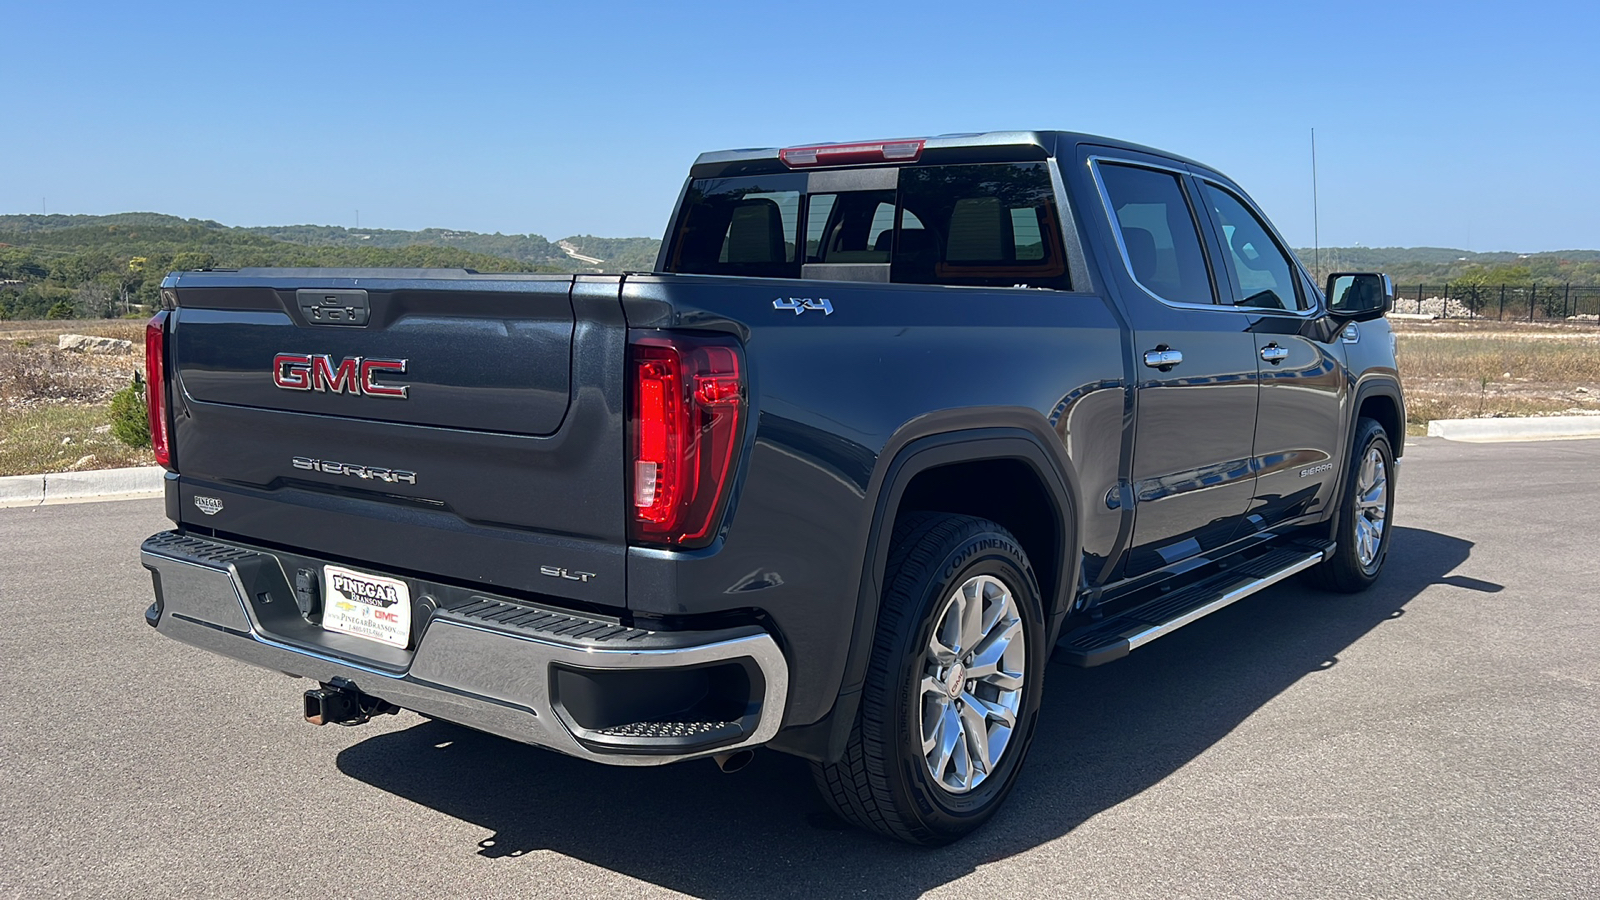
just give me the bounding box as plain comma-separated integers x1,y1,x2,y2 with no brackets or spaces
5,0,1596,251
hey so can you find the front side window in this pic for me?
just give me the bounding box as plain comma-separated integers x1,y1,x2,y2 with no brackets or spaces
1096,162,1215,306
1201,183,1305,311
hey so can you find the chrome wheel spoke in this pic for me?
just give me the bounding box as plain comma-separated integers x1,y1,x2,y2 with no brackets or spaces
963,690,1017,731
933,704,961,782
927,630,959,667
958,580,987,656
958,699,993,778
965,618,1020,679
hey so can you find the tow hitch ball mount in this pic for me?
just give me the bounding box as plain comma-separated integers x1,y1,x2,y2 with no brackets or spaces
303,677,399,726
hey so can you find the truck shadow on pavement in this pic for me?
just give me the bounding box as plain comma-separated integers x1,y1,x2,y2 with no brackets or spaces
336,525,1490,898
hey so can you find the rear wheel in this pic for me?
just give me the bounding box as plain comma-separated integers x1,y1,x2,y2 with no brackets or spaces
1313,417,1394,592
811,513,1045,845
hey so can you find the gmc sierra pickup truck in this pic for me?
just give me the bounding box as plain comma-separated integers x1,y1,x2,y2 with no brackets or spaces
141,130,1403,845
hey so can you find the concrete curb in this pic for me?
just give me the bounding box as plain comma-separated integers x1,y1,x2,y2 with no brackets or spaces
0,466,164,509
1427,416,1600,443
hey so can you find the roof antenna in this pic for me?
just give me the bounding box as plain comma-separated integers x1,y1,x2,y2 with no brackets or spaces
1311,127,1320,281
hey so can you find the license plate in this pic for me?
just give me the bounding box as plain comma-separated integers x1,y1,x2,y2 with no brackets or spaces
321,564,412,649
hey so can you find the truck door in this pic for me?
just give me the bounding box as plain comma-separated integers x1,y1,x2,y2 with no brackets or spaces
1192,178,1347,534
1089,157,1261,579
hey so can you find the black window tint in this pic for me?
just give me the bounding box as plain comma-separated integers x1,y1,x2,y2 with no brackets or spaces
1201,183,1304,310
1097,163,1215,305
667,174,804,277
892,162,1068,289
805,190,896,264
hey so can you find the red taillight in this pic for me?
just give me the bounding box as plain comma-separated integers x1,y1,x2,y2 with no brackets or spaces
628,332,745,547
779,139,924,168
145,311,172,470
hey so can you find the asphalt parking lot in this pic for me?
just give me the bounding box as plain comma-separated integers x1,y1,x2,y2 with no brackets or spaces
1,437,1596,899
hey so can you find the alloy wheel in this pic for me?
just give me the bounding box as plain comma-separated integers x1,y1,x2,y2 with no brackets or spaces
919,574,1027,794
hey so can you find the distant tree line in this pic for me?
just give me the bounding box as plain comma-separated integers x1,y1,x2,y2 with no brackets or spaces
1293,246,1600,287
0,222,561,320
5,212,1596,321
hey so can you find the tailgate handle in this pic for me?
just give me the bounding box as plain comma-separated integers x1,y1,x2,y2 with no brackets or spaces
297,289,370,326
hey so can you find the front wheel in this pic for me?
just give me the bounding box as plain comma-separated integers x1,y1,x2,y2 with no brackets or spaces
811,513,1046,845
1313,417,1395,592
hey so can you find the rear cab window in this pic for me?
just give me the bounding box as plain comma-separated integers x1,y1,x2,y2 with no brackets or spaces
664,162,1069,289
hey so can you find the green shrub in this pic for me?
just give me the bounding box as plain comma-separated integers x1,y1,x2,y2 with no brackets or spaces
46,301,75,320
109,378,151,448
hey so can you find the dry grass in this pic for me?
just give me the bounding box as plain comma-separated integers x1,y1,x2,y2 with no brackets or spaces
0,403,155,477
1395,319,1600,433
0,321,150,475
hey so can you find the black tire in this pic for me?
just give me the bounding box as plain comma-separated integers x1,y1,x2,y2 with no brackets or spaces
1312,417,1395,593
810,513,1047,845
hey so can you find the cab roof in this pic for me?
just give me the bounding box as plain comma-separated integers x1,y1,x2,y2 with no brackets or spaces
689,130,1213,179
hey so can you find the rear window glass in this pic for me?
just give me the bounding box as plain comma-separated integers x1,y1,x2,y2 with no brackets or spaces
665,174,805,278
664,162,1068,288
893,162,1066,288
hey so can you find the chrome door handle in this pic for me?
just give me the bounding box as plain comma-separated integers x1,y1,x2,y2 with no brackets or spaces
1143,348,1183,370
1260,344,1289,364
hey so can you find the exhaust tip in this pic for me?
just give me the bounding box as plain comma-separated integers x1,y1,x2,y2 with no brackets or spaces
712,749,755,773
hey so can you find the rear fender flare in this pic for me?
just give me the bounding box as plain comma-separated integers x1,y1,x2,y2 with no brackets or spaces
779,409,1082,762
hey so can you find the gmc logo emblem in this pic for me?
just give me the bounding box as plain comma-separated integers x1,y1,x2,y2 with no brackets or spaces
273,354,409,398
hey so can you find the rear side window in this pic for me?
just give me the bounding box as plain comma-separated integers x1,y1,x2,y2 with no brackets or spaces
893,162,1067,288
666,174,805,278
665,162,1069,288
1096,163,1215,306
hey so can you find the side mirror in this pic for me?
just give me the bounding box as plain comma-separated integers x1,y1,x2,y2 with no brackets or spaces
1325,272,1394,322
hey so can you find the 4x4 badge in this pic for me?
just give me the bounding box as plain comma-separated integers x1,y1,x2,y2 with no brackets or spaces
774,297,833,316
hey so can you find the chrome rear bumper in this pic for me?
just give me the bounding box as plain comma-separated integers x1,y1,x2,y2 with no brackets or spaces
141,531,788,766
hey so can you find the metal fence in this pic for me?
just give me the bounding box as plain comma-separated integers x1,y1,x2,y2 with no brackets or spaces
1393,284,1600,324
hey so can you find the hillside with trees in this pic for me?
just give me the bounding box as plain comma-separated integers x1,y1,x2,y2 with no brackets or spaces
4,211,1596,321
0,218,562,320
1292,246,1600,286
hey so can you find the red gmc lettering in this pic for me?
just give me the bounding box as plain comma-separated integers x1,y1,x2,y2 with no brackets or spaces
312,356,361,394
272,354,409,399
272,354,313,390
373,610,400,623
359,359,410,398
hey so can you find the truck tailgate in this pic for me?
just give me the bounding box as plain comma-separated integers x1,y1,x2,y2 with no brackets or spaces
163,271,628,605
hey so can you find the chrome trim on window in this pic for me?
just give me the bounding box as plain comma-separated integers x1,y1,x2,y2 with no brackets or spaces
1086,155,1227,312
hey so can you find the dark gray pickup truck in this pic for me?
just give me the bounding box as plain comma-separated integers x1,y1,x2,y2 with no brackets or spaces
141,130,1403,844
